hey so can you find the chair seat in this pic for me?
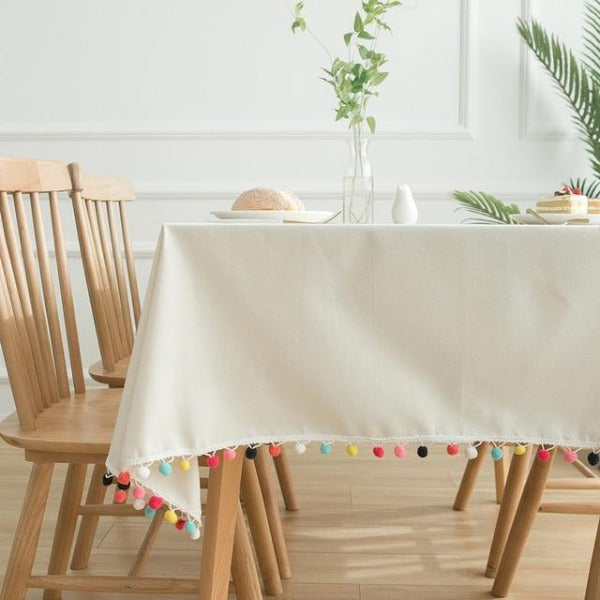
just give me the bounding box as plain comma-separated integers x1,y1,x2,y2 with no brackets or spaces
0,388,122,454
88,357,129,387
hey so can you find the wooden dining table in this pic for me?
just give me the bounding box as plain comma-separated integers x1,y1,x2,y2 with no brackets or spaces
107,223,600,599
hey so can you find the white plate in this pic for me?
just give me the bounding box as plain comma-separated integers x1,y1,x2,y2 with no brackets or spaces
211,210,335,224
512,212,600,225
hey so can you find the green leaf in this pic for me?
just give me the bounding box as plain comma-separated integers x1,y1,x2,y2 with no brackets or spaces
358,45,370,60
366,116,376,133
371,71,389,85
358,30,375,40
452,191,520,225
344,32,353,46
354,12,363,33
294,1,304,16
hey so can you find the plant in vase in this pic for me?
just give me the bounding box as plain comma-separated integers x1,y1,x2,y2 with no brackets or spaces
290,0,402,223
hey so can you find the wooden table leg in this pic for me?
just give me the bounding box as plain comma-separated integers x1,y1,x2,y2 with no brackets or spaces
486,445,533,578
198,450,244,600
273,447,299,512
491,447,556,597
255,446,292,579
453,442,490,511
231,502,263,600
1,462,54,600
241,457,283,596
494,450,510,505
585,519,600,600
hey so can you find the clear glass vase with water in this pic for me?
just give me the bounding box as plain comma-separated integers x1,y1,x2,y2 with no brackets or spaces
343,124,374,224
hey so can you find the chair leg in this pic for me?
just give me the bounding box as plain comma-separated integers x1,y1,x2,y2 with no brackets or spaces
272,446,299,511
231,502,263,600
486,445,533,578
453,441,490,511
44,463,88,600
492,448,556,597
585,519,600,600
128,507,165,576
71,463,107,570
198,450,244,600
241,457,283,596
494,450,510,505
255,446,292,579
1,462,54,600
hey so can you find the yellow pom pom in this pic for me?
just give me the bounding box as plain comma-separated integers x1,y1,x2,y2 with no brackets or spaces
179,459,191,472
164,510,178,524
346,444,358,457
514,445,527,456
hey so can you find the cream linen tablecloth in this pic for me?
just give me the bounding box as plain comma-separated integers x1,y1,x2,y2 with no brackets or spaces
107,224,600,524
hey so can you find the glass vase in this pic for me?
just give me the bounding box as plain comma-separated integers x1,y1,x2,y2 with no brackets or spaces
343,124,374,224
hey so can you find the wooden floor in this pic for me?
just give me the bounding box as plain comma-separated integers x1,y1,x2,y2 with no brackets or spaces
0,443,597,599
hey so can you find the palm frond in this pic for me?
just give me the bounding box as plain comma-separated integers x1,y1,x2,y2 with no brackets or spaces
584,0,600,83
452,191,520,225
567,177,600,198
517,17,600,179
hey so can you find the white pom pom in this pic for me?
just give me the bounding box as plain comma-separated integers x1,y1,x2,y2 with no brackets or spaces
465,445,478,460
190,528,201,540
295,442,306,455
133,498,146,511
135,465,150,480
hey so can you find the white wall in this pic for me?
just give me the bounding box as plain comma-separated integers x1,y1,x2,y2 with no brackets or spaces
0,0,590,413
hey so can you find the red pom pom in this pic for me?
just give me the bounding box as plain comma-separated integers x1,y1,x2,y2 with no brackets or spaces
269,444,282,458
113,489,127,504
175,519,186,531
148,496,163,510
117,471,131,485
446,444,460,456
372,446,384,458
537,449,551,462
206,455,220,469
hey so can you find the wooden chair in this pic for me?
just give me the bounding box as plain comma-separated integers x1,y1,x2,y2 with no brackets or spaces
487,446,600,598
68,165,291,593
0,156,261,600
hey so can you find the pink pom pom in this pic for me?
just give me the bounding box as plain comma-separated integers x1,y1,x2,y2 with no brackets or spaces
132,486,146,499
393,444,406,458
447,444,460,456
113,489,127,504
372,446,384,458
148,496,163,510
563,450,578,463
537,449,551,462
269,444,282,458
206,455,220,469
117,471,131,486
224,448,236,460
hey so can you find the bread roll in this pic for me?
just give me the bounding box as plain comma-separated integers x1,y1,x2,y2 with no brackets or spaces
232,188,304,211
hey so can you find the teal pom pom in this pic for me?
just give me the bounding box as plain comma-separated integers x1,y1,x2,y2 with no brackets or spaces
320,442,332,455
144,507,156,518
158,462,172,476
491,447,504,461
185,521,197,534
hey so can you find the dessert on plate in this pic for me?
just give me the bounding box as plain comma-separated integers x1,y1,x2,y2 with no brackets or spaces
535,185,588,215
232,188,304,211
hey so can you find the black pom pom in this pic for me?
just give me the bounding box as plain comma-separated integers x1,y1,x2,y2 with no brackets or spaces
102,473,114,486
417,445,429,458
117,481,131,491
588,452,600,467
245,447,258,460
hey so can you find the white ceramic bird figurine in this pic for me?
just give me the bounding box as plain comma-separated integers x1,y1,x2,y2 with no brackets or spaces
392,184,418,224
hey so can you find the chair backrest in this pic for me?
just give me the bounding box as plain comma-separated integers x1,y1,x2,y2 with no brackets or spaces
0,157,86,432
68,164,140,373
